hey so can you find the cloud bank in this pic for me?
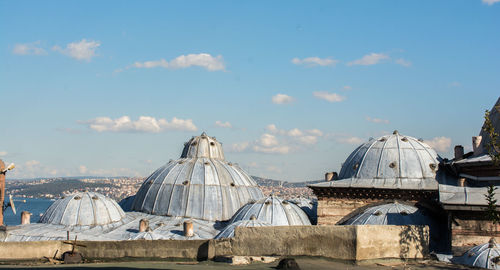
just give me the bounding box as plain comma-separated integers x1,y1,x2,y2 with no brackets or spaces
125,53,225,72
292,57,339,67
80,116,197,133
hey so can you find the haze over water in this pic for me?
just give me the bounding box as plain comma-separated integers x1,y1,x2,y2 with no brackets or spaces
3,198,53,226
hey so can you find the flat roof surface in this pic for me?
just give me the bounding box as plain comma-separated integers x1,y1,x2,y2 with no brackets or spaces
0,257,472,270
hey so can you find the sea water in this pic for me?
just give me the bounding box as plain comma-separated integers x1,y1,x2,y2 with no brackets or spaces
3,197,54,226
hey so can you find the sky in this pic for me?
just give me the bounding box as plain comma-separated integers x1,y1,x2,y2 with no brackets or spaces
0,1,499,181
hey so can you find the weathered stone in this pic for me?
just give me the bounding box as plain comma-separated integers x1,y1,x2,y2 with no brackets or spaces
0,225,428,262
277,258,301,270
62,251,83,264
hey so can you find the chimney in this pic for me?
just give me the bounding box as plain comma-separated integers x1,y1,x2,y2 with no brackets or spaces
139,219,150,232
454,145,464,160
21,211,31,225
325,172,338,181
458,178,467,187
183,221,194,237
473,136,482,154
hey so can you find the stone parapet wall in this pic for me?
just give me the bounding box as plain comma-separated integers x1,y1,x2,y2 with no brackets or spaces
214,225,428,261
0,225,429,262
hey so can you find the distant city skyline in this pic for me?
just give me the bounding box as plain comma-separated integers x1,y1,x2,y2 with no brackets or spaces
1,1,499,181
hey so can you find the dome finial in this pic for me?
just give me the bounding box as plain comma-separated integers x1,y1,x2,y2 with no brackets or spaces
201,132,207,136
489,237,497,248
393,130,399,135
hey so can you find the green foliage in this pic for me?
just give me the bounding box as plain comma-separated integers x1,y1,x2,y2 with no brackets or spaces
483,107,500,165
485,185,500,224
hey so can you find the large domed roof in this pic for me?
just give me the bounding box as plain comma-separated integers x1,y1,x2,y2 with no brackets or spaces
131,133,265,221
311,131,441,190
40,192,125,226
229,196,312,226
340,131,439,180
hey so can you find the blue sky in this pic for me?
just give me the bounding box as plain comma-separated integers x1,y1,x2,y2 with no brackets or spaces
1,0,499,181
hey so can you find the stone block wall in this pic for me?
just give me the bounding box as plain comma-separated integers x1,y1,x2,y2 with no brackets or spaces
451,211,500,247
317,198,369,225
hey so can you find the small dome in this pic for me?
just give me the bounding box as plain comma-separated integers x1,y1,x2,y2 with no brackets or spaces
40,192,125,226
230,196,311,226
118,195,135,211
342,202,432,226
455,240,500,269
181,132,225,160
132,133,264,221
287,197,317,225
340,131,439,180
215,219,271,239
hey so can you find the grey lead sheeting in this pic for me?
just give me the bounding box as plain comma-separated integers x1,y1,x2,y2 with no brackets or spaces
131,133,264,221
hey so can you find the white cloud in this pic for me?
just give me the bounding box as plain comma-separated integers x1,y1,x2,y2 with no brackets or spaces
242,125,325,155
347,53,389,66
337,136,364,145
483,0,500,5
80,116,197,133
291,57,339,67
266,124,281,134
272,94,294,104
306,129,323,137
25,160,41,168
343,86,352,91
287,128,303,137
78,165,88,174
127,53,225,71
313,91,346,102
395,58,412,67
53,39,101,61
88,167,142,177
0,151,7,157
215,120,232,128
12,42,46,55
423,136,452,152
251,133,291,154
297,135,318,145
253,145,291,154
229,142,250,153
265,124,323,146
258,134,279,147
366,116,390,124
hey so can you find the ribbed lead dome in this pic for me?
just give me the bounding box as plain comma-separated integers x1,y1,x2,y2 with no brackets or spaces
132,133,265,221
215,219,271,239
229,196,312,226
339,131,440,181
455,240,500,269
342,202,431,226
181,132,225,160
40,192,125,226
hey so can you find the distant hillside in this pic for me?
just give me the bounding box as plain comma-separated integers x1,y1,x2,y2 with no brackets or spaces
7,179,112,197
251,176,323,187
8,176,126,182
